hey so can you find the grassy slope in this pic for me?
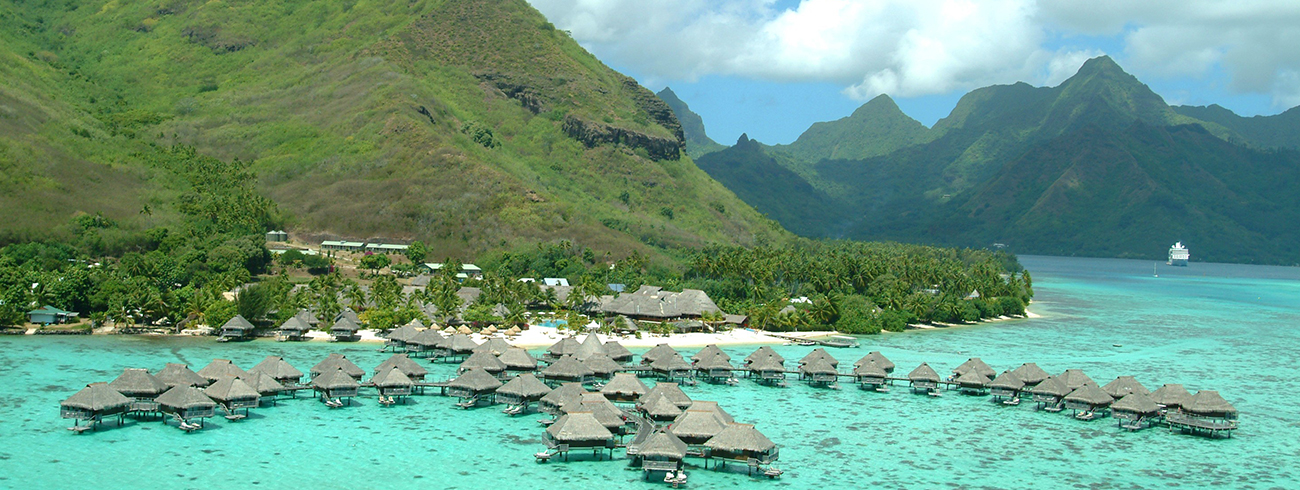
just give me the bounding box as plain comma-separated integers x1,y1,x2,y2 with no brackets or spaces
0,0,787,259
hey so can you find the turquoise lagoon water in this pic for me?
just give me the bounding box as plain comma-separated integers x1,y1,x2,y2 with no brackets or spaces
2,255,1299,489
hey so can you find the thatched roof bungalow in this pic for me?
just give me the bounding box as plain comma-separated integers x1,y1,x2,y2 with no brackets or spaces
907,363,941,393
1011,362,1050,386
545,337,581,361
311,367,361,401
703,423,778,464
156,363,210,389
582,354,624,380
952,358,996,379
61,382,131,422
204,375,261,410
637,431,687,472
540,355,594,385
249,356,304,385
669,410,727,445
601,372,649,403
1102,376,1150,399
854,352,894,373
370,366,415,398
447,367,503,402
641,344,680,365
495,373,552,407
988,371,1025,400
498,347,538,372
329,317,361,342
1150,384,1193,412
744,346,784,366
640,382,692,409
544,412,616,451
602,340,634,363
1057,369,1097,391
197,359,248,383
374,354,428,381
155,385,217,420
108,368,168,400
641,393,685,422
800,357,839,386
539,382,587,415
1063,384,1114,414
459,351,508,376
955,370,991,396
311,353,365,380
1030,376,1071,410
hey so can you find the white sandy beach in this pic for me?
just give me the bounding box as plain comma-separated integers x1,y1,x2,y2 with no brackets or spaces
292,325,837,349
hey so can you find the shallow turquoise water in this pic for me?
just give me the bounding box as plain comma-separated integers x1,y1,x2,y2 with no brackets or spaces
2,255,1298,489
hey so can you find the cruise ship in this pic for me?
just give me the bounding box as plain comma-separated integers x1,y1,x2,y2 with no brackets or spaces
1168,242,1189,266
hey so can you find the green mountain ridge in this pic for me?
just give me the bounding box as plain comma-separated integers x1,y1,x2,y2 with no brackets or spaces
699,56,1300,264
656,87,725,158
0,0,787,259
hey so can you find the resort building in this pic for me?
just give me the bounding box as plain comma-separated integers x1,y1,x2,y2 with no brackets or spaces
321,241,365,252
28,305,78,325
598,286,723,322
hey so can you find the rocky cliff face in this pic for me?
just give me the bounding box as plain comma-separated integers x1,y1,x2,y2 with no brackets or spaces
562,115,683,161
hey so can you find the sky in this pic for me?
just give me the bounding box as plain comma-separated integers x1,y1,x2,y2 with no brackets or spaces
525,0,1300,145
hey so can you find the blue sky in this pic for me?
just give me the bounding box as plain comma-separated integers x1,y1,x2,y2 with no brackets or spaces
528,0,1300,145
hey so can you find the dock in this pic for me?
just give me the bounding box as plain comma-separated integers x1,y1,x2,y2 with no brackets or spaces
761,333,859,348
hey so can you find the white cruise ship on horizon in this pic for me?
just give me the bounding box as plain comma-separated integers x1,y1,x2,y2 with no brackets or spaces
1168,242,1190,266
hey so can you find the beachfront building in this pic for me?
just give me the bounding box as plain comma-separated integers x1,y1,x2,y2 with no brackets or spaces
405,329,445,358
691,344,730,364
218,315,255,342
598,286,723,323
277,316,310,342
496,373,552,413
384,322,422,351
329,317,360,342
61,382,131,431
28,305,78,325
436,333,480,361
544,337,581,361
640,344,681,366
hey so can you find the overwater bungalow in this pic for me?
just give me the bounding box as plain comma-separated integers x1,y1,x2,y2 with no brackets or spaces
573,334,606,361
539,383,588,416
1102,376,1150,399
989,371,1025,402
800,357,839,387
197,359,248,383
498,347,539,372
405,329,445,358
955,370,991,396
641,344,681,366
217,315,255,342
239,371,286,403
566,395,629,435
374,354,429,381
692,344,730,364
650,354,695,381
310,353,365,381
703,423,779,471
1167,390,1238,438
641,382,692,409
248,356,305,385
798,348,838,370
447,367,504,408
694,354,736,383
204,375,260,417
907,363,941,395
543,412,617,461
640,392,686,422
1111,393,1160,430
311,367,360,405
437,333,480,361
636,430,688,476
1150,383,1193,414
1057,369,1097,391
155,385,217,427
854,352,895,374
853,362,888,391
108,368,168,413
459,351,508,376
496,373,552,413
602,340,634,363
748,355,786,386
583,354,624,380
155,363,210,389
277,316,310,342
370,366,414,403
61,382,132,431
686,401,736,425
744,346,784,366
1063,384,1114,419
952,358,996,380
1010,362,1050,387
329,317,361,342
384,323,422,351
540,355,594,386
474,337,514,356
669,410,727,445
601,372,650,403
545,337,581,361
1030,376,1071,411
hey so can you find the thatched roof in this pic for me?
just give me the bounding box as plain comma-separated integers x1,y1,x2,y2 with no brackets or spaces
669,410,727,441
599,287,721,319
546,412,614,442
446,333,480,353
295,309,320,326
385,324,421,343
406,328,445,347
853,361,887,378
1150,384,1192,408
955,369,991,387
1030,376,1071,397
474,337,514,356
686,401,735,425
1011,363,1050,385
989,371,1025,391
908,363,940,382
221,315,254,331
574,334,607,361
311,367,360,391
238,371,285,396
204,375,260,403
62,382,131,412
155,385,216,410
311,353,365,379
1111,393,1160,414
546,337,581,358
641,393,685,419
745,346,784,364
650,354,694,373
1184,390,1237,416
109,368,167,397
799,348,838,367
279,316,310,333
1102,376,1150,399
601,372,649,398
403,318,426,329
704,423,775,454
331,316,360,334
638,431,688,460
800,357,839,376
249,356,304,382
568,397,626,429
542,355,594,379
497,347,538,370
694,354,734,372
197,359,248,382
448,367,503,392
952,358,996,379
854,352,894,372
460,351,508,373
156,363,210,388
748,355,785,373
640,382,692,409
602,341,634,361
1058,369,1097,391
641,344,681,365
370,366,415,388
692,344,730,363
583,354,624,376
374,354,428,378
540,383,587,407
496,373,552,400
1064,384,1114,406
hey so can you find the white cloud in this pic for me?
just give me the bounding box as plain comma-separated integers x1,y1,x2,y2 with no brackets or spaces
528,0,1300,108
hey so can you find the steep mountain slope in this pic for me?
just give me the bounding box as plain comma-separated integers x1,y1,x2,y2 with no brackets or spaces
777,94,933,163
0,0,786,257
658,87,724,158
1172,104,1300,150
696,135,848,237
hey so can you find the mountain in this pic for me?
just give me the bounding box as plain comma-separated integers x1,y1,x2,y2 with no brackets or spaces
696,135,848,237
657,87,725,158
704,56,1300,264
778,94,933,162
0,0,785,257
